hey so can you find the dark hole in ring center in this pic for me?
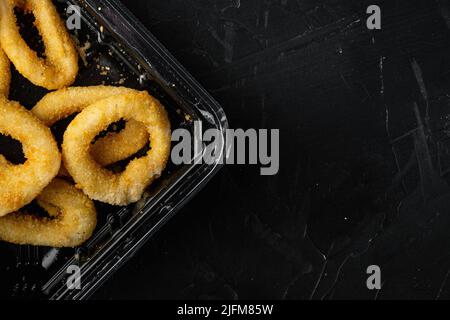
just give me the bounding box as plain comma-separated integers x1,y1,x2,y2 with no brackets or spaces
15,8,46,58
51,117,150,174
0,134,26,165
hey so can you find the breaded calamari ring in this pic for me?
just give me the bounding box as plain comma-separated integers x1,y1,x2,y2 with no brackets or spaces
32,86,150,167
0,179,97,247
90,120,149,166
0,0,78,90
63,92,171,205
0,48,10,96
0,97,61,217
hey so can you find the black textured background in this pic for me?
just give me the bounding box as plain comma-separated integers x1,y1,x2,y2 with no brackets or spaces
93,0,450,299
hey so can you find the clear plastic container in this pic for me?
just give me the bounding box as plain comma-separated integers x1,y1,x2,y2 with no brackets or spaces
0,0,228,299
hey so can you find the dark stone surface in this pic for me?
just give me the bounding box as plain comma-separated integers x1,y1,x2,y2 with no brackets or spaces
93,0,450,299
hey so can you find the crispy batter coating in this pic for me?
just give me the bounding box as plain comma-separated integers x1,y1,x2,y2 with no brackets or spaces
0,179,97,247
32,86,150,167
0,48,10,97
63,92,171,205
0,0,78,90
0,97,61,216
90,120,149,166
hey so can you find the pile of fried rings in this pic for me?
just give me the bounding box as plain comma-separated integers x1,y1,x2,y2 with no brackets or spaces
0,0,172,247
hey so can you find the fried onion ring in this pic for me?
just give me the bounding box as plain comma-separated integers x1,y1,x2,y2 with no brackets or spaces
0,179,97,247
0,0,78,90
0,48,10,96
0,97,60,217
63,91,171,205
32,86,149,167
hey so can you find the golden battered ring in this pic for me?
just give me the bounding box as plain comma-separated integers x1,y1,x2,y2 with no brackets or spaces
0,48,10,97
62,91,171,205
32,86,150,167
0,179,97,247
0,0,78,90
0,96,61,217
